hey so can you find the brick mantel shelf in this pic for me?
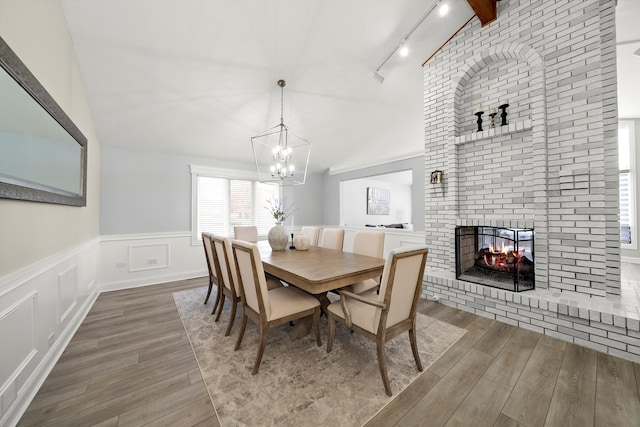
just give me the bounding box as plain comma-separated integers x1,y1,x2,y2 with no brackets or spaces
454,119,533,145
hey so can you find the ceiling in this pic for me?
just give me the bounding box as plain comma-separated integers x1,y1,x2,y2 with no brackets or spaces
60,0,639,175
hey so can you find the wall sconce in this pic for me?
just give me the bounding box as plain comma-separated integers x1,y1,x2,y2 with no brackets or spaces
430,170,443,184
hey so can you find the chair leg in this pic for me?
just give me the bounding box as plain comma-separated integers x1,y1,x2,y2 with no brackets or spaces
312,308,322,346
214,294,225,322
326,312,335,353
211,284,222,314
376,340,392,397
234,313,248,351
204,278,213,304
252,325,268,375
409,327,423,371
225,300,237,337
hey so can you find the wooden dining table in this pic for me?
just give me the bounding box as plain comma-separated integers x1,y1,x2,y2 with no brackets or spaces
257,241,385,339
257,242,385,295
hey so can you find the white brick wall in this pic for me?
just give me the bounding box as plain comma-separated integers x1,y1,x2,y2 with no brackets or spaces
422,0,631,360
423,0,619,295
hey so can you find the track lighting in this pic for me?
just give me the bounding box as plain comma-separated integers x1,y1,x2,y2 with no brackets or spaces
372,0,447,83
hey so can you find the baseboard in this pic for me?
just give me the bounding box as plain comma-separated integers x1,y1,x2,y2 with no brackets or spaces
100,269,207,293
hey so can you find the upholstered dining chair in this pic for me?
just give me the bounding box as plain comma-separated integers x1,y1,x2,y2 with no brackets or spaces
211,234,283,336
318,228,345,251
211,234,246,336
300,226,320,246
345,230,385,294
201,232,221,313
231,239,322,374
234,225,258,243
326,245,429,396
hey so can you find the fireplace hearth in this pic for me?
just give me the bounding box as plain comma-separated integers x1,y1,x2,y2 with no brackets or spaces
455,226,534,292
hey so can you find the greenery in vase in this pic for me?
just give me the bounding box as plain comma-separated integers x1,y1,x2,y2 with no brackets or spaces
265,197,296,223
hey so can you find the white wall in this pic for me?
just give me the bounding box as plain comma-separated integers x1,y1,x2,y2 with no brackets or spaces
340,177,412,226
100,145,326,235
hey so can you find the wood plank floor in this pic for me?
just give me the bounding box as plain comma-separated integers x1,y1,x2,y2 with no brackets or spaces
18,278,640,426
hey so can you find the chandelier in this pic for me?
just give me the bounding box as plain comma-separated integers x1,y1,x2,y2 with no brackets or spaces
251,79,311,185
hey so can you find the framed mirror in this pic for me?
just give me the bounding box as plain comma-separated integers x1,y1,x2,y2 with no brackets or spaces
0,36,87,206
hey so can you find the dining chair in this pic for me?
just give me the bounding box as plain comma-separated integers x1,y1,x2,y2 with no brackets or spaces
231,239,322,374
201,232,221,313
234,225,258,243
300,226,320,246
326,245,429,396
212,234,283,336
345,230,385,294
318,228,345,251
211,234,244,336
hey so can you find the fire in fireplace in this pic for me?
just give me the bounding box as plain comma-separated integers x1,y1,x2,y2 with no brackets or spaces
455,226,534,292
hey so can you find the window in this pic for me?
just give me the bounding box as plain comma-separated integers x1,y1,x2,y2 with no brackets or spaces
619,121,636,248
191,166,279,243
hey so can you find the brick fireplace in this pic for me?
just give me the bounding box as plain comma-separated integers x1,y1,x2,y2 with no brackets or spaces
420,0,640,362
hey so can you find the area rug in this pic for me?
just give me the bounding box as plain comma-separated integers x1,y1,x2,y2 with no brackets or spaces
173,287,465,426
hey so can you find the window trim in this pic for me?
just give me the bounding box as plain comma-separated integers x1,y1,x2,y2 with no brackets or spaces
190,165,280,245
620,120,636,250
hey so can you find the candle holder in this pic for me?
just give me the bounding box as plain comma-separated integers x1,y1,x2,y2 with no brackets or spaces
475,110,484,132
488,109,497,128
499,103,509,126
289,233,296,250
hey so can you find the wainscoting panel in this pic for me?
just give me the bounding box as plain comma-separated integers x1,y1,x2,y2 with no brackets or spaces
0,292,37,411
128,242,170,272
99,232,207,292
0,238,99,427
58,265,78,324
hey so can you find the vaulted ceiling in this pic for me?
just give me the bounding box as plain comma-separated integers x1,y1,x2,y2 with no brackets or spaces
60,0,638,174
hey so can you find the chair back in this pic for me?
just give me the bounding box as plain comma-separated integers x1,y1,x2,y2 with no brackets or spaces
201,232,217,282
211,234,240,296
234,225,258,243
352,230,385,258
319,228,345,251
300,226,320,246
231,239,271,319
376,245,429,329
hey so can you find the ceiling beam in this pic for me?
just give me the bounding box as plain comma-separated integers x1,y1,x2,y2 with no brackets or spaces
466,0,498,27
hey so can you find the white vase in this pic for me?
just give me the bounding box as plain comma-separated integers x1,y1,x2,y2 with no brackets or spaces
268,222,289,250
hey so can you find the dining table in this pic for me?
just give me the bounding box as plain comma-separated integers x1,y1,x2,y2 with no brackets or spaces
256,241,385,338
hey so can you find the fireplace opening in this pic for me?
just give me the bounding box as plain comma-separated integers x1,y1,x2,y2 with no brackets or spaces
455,226,534,292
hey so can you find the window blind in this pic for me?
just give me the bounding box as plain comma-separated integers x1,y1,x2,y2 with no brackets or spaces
196,175,279,239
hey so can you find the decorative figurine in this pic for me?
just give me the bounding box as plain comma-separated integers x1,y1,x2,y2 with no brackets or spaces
474,108,484,132
499,103,509,126
488,108,497,128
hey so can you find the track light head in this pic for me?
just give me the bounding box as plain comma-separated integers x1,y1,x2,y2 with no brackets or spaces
439,1,449,16
399,40,409,57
